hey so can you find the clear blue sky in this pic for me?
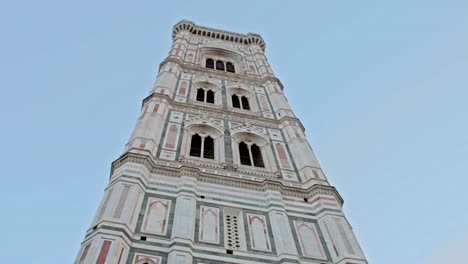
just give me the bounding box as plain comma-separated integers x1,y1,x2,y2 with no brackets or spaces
0,1,467,263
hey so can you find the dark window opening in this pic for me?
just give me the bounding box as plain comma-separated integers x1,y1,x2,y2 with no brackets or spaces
232,94,241,108
203,136,215,159
140,236,147,241
189,134,202,157
226,62,235,73
239,142,251,166
92,225,98,230
206,58,214,69
304,198,308,203
196,88,205,102
206,90,215,104
200,195,205,199
216,60,225,71
251,144,264,168
226,249,233,254
241,96,250,110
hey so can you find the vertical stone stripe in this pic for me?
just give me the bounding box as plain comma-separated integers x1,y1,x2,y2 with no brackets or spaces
165,124,178,149
116,246,124,264
324,222,339,257
259,95,271,112
78,243,91,264
296,221,325,258
178,81,187,96
187,53,193,62
249,65,256,74
336,219,355,255
276,143,291,169
95,240,111,264
97,189,113,221
113,185,130,219
153,104,159,113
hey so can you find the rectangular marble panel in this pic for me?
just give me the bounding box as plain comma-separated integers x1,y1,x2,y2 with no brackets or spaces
199,206,220,244
247,213,271,252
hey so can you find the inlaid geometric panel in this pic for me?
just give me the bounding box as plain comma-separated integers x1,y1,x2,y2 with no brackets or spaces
133,254,162,264
142,198,171,235
273,141,293,170
293,220,326,259
163,123,181,150
224,213,240,250
199,206,220,244
246,213,271,252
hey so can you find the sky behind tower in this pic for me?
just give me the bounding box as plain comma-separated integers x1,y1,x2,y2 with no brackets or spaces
0,1,467,263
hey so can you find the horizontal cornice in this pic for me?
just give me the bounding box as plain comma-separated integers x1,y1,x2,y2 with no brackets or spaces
160,56,284,91
110,152,344,206
142,92,305,133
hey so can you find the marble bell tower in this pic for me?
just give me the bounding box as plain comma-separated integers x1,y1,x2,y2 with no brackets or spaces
75,20,368,264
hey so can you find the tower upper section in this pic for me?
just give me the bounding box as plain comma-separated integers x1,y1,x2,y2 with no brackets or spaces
117,20,336,200
172,20,266,51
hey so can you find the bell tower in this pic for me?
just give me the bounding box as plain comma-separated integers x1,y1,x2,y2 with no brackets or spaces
75,20,368,264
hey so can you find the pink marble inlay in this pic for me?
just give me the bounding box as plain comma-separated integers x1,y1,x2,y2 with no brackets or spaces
113,185,130,219
96,240,111,264
164,124,178,149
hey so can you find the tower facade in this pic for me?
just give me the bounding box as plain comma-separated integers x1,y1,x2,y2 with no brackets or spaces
75,21,367,264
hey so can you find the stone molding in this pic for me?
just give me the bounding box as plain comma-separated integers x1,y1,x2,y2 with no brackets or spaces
110,152,343,205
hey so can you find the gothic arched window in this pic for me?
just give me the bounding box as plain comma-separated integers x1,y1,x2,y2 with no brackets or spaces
196,88,205,102
226,62,235,73
206,58,214,69
251,144,264,167
232,94,241,108
206,90,215,104
216,60,225,71
196,89,215,104
239,142,251,166
203,136,215,159
232,94,250,110
241,96,250,110
189,134,202,157
238,142,264,168
189,134,215,160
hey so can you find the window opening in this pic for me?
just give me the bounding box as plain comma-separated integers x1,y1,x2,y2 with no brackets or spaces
226,62,235,73
203,136,215,159
241,96,250,110
232,94,241,108
206,90,215,104
251,144,264,167
239,142,251,166
189,134,202,157
206,58,214,69
196,88,205,102
216,60,225,71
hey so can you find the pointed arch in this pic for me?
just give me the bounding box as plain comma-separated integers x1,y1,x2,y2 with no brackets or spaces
232,94,240,108
241,96,250,110
203,136,215,159
196,88,205,102
189,134,202,157
251,144,264,168
206,90,215,104
239,142,251,166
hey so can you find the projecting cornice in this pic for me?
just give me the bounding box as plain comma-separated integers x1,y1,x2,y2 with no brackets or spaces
141,92,306,133
172,20,267,51
159,56,285,91
110,152,344,206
